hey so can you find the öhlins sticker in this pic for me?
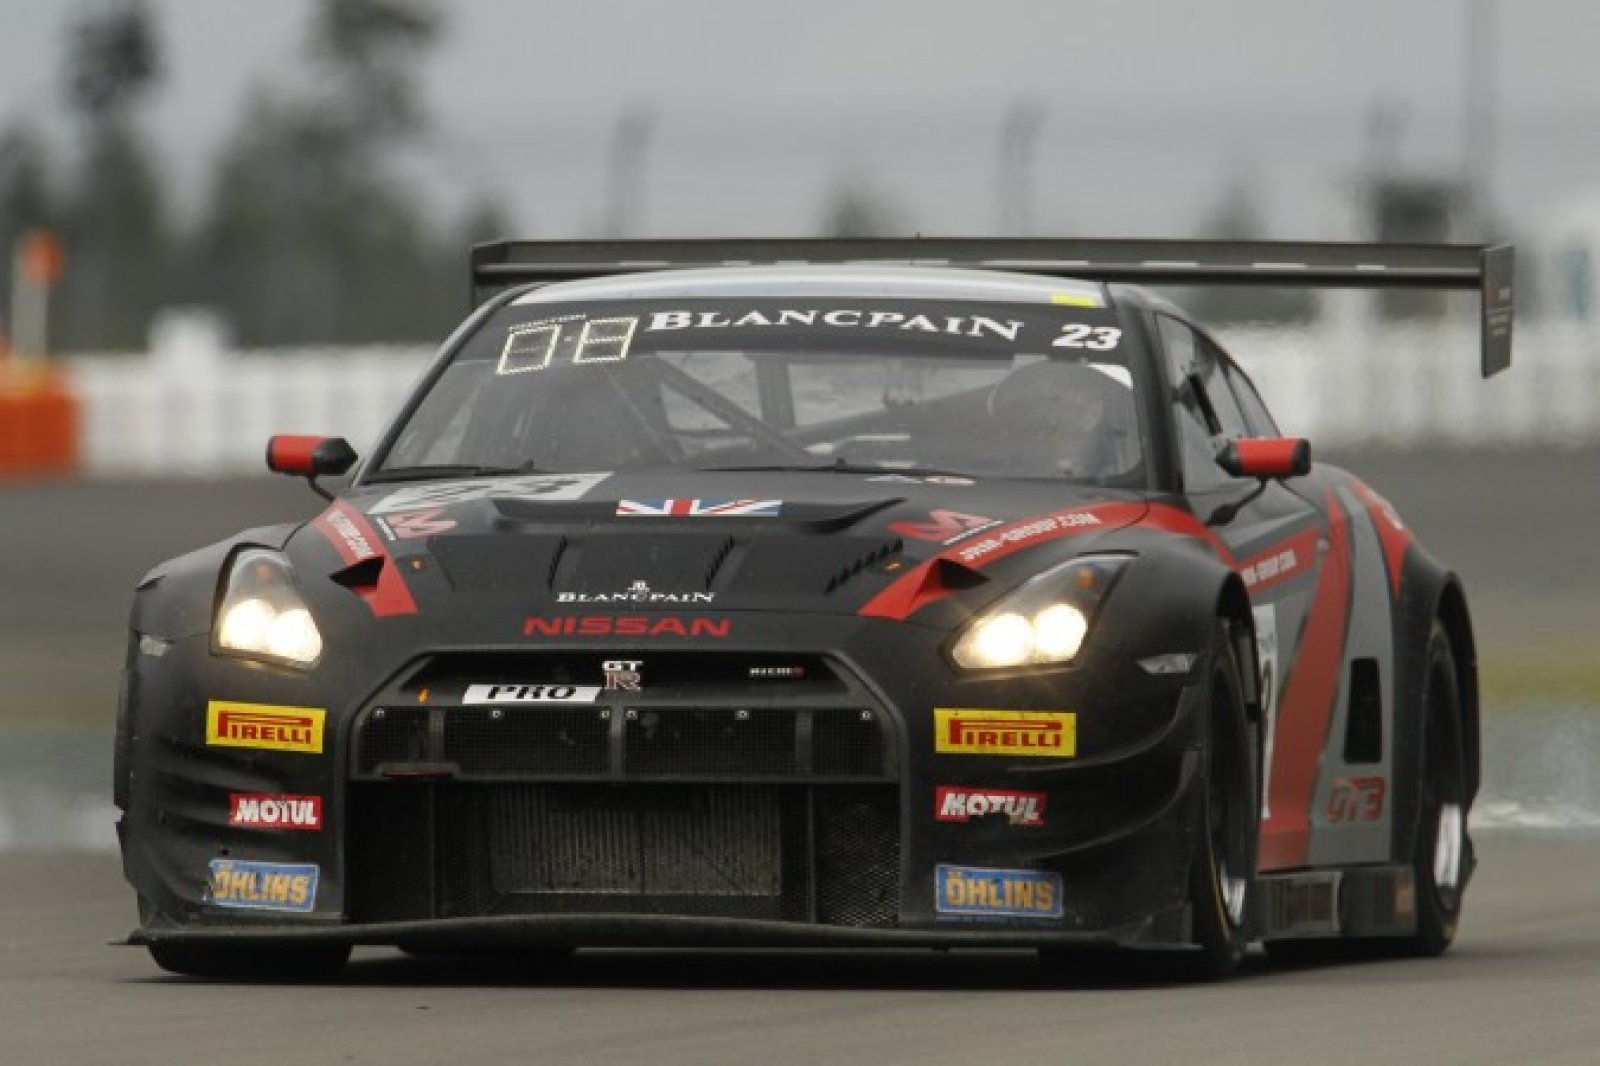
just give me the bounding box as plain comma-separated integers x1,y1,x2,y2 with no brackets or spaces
936,864,1063,919
207,859,319,913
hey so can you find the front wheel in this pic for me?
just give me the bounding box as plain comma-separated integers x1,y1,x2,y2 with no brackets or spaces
1188,620,1258,977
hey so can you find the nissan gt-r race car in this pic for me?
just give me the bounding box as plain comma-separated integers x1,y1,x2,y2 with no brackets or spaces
116,238,1514,979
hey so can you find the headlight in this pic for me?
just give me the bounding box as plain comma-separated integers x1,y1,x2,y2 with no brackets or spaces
214,549,324,668
950,555,1129,671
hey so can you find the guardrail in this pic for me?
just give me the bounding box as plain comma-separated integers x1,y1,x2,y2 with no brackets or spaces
44,321,1600,479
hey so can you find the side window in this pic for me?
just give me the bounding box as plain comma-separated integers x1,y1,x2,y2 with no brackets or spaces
1221,359,1282,437
1195,335,1249,440
1157,315,1246,490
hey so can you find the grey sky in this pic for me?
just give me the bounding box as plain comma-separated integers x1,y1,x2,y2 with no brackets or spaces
3,0,1599,240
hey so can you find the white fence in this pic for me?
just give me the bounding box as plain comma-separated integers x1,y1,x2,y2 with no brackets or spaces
70,346,433,477
1224,321,1600,450
63,321,1600,478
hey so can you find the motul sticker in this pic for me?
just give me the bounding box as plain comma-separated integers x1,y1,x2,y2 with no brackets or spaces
934,786,1047,826
229,794,323,831
934,709,1076,757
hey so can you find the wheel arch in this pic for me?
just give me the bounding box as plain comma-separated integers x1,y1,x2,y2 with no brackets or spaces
1389,547,1480,865
1433,578,1481,803
1215,572,1261,723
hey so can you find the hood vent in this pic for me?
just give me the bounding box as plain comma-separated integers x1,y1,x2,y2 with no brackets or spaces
825,538,905,594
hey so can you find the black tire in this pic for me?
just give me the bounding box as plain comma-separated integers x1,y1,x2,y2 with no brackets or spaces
147,940,351,980
1404,620,1471,956
1188,620,1258,978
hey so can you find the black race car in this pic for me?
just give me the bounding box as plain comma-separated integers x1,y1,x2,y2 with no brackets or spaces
116,238,1514,978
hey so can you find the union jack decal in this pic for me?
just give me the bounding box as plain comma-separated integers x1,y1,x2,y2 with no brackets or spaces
616,499,783,517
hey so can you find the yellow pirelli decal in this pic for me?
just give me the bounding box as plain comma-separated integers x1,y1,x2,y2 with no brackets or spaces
934,709,1076,757
1050,292,1103,308
206,701,326,754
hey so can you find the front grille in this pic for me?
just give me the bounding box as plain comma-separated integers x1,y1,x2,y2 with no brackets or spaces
352,705,892,782
484,785,783,899
815,787,902,927
356,707,430,775
624,709,798,777
348,783,900,928
443,708,610,776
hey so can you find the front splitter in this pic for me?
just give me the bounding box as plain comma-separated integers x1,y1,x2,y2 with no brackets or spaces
126,909,1190,951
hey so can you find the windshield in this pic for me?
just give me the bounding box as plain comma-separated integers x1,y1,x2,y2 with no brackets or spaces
376,297,1150,485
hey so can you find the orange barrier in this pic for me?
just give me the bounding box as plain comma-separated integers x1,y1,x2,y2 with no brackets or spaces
0,363,79,479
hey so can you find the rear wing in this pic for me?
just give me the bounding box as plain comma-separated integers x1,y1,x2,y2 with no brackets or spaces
470,238,1515,376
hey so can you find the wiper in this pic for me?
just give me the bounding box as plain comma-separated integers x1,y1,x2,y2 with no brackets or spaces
689,462,835,473
363,463,551,484
692,458,978,478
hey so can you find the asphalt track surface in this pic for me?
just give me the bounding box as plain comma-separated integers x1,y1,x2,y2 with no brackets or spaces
2,836,1599,1065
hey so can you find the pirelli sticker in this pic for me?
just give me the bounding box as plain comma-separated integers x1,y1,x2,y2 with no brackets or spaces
206,701,326,754
934,709,1076,758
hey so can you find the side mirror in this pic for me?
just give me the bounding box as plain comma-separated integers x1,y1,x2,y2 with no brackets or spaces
266,435,358,479
1216,437,1311,480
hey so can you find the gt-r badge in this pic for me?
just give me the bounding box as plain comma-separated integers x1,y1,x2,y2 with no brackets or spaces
603,659,642,691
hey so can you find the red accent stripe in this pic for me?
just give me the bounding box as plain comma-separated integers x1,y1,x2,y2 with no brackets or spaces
1131,502,1235,561
311,501,417,617
1259,491,1352,871
859,502,1147,620
1348,480,1413,599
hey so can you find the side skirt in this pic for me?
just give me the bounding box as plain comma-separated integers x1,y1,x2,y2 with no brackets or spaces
1253,864,1417,940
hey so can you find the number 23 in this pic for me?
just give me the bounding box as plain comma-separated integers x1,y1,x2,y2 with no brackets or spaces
1053,324,1122,350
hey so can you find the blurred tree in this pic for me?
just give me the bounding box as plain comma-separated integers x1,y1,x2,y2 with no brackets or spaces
1188,174,1316,327
819,176,909,238
193,0,487,346
0,125,58,343
57,0,171,350
311,0,438,141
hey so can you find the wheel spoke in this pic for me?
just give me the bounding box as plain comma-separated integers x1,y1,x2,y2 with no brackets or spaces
1433,802,1464,890
1217,860,1248,926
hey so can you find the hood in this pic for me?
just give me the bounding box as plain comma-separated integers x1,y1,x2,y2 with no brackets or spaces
298,470,1148,625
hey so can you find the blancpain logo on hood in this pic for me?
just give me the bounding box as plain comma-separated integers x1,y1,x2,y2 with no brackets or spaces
557,580,714,605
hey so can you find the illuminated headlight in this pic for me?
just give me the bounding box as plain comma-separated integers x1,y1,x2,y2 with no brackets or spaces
214,549,323,668
950,555,1129,671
